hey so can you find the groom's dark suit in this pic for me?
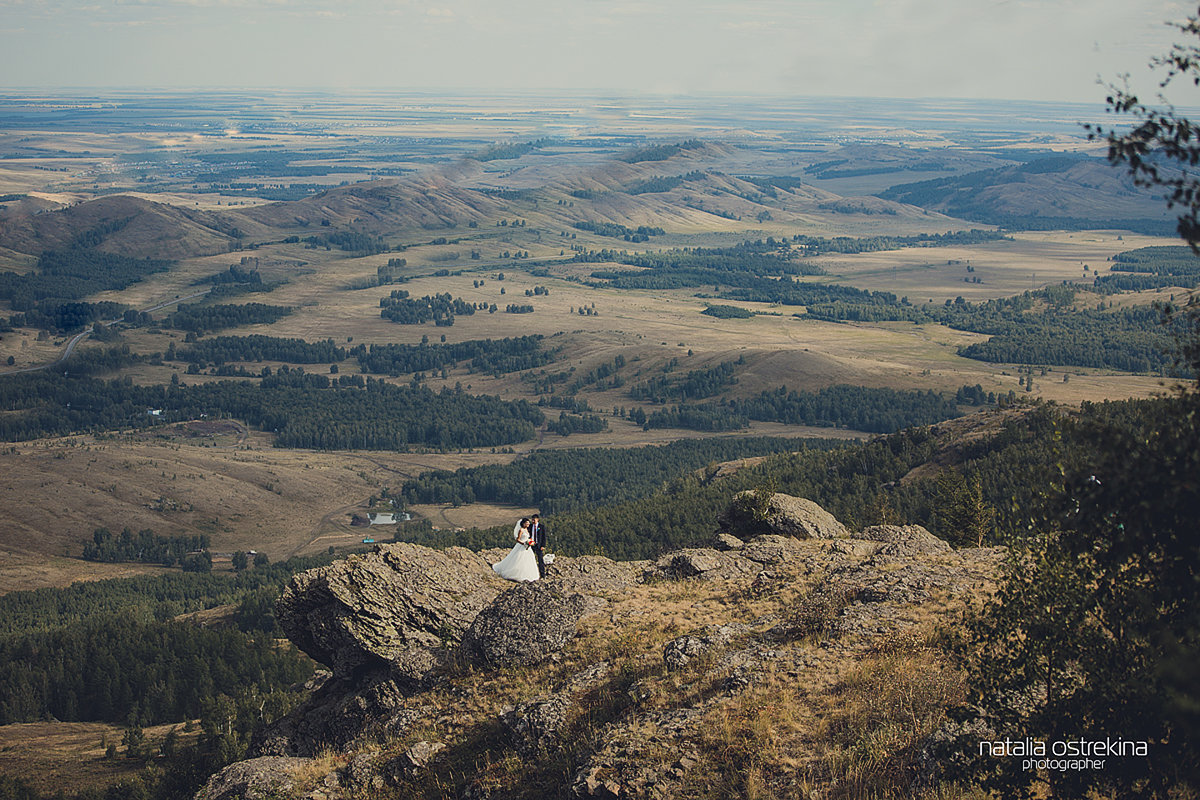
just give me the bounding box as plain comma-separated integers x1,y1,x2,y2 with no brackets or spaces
531,519,547,578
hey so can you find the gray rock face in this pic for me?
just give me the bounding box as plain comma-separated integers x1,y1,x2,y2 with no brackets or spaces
195,756,310,800
721,491,848,540
461,580,589,668
662,624,739,671
857,524,952,556
712,532,745,551
502,694,575,758
275,543,502,680
252,670,432,757
654,548,727,579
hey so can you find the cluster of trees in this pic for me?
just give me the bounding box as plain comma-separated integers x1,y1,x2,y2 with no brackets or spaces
376,259,409,285
7,299,129,334
198,263,263,288
0,548,341,798
804,284,1180,373
723,384,964,433
0,247,170,315
402,400,1157,561
398,435,831,512
625,171,705,195
167,303,293,334
0,615,312,727
581,239,824,278
559,354,627,394
81,527,211,567
379,290,477,326
353,336,557,377
789,229,1005,255
942,296,1177,372
1095,245,1200,291
505,303,534,314
643,404,748,431
701,304,754,319
303,231,387,254
618,139,705,163
0,367,544,450
473,137,552,162
572,221,665,241
176,335,347,366
629,359,739,403
545,411,609,436
629,384,962,435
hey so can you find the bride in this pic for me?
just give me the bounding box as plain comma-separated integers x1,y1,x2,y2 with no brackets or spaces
492,517,541,582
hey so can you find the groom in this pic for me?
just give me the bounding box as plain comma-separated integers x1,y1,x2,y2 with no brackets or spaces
530,513,548,578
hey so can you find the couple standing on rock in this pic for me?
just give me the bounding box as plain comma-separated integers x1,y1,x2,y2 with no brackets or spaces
492,513,549,582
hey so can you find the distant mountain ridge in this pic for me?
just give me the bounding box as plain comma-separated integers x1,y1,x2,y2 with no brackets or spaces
877,155,1174,231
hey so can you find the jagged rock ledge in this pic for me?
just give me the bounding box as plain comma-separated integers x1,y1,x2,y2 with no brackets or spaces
200,493,1002,799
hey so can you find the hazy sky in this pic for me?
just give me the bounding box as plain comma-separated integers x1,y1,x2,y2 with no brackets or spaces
0,0,1193,102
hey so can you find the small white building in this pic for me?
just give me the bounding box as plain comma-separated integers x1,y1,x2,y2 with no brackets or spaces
368,511,397,525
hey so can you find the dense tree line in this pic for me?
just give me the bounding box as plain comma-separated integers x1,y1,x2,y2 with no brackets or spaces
0,248,171,313
789,229,1005,255
625,171,705,195
634,384,962,435
5,299,130,333
352,335,557,377
398,399,1163,560
805,284,1180,373
572,221,665,240
0,368,543,449
303,231,387,254
198,263,263,288
629,359,739,403
724,384,964,433
701,304,754,319
176,335,347,366
643,404,749,431
0,614,312,726
167,303,293,334
473,137,553,162
1094,244,1200,291
545,411,609,436
581,240,824,278
379,290,476,326
398,436,832,513
0,555,330,639
81,527,211,566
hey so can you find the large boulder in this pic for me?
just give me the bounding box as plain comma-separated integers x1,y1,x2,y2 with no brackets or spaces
461,581,589,668
275,542,503,680
720,492,847,540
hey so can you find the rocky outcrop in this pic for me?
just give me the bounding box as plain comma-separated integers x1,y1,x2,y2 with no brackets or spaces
275,542,502,682
461,581,591,668
205,497,999,800
252,670,435,756
195,756,310,800
502,694,575,758
720,491,848,539
858,524,952,556
662,624,741,671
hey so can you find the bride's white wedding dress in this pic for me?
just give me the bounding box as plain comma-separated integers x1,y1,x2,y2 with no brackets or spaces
492,524,540,582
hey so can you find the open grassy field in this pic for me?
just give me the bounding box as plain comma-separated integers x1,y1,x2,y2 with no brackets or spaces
0,720,201,795
0,426,516,592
